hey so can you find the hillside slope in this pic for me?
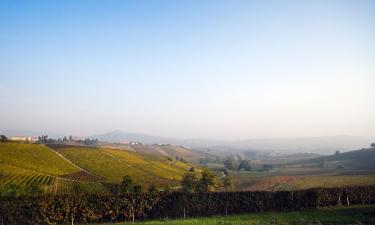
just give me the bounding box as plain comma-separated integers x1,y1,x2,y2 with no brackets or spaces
50,145,195,186
0,142,79,175
300,147,375,170
0,142,83,195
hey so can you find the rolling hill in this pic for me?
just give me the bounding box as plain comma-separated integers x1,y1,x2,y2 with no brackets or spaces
92,130,372,154
299,147,375,171
50,145,194,185
0,142,198,195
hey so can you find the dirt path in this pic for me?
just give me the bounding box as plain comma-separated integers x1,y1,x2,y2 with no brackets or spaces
46,146,102,180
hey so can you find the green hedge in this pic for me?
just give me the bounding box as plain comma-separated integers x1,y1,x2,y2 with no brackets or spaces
1,186,374,225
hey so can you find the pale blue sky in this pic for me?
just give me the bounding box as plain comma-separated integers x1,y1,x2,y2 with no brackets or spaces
1,0,374,139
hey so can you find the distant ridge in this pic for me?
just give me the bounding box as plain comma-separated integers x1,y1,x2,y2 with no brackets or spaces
92,130,372,154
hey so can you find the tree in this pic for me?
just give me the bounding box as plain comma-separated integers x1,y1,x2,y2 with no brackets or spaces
121,175,134,193
197,168,217,192
222,176,233,191
262,164,273,171
0,135,7,142
238,160,252,171
224,156,238,170
181,173,198,193
189,167,195,172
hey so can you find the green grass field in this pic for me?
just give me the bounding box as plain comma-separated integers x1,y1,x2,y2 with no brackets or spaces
54,146,195,186
94,205,375,225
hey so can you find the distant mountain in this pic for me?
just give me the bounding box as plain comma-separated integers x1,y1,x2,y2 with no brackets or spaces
92,130,372,154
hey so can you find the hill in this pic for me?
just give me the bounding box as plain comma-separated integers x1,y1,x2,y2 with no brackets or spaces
0,142,83,195
299,147,375,171
0,142,79,175
50,145,195,186
0,142,198,196
92,130,371,154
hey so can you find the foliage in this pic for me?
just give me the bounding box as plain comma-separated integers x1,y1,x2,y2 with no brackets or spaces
0,186,375,224
238,160,252,171
196,169,217,192
221,176,233,191
224,157,238,170
182,173,198,193
0,135,8,142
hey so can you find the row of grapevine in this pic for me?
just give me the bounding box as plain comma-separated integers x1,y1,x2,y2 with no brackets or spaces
1,186,374,225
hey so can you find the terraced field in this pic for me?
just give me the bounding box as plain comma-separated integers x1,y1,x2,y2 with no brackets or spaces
52,146,196,186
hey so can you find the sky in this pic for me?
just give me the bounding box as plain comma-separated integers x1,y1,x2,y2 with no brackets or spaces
0,0,374,139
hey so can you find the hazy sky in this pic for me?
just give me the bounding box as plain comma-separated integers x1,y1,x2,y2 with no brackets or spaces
1,0,374,139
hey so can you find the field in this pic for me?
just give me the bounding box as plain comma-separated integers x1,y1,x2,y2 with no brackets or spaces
0,142,197,195
228,165,375,191
50,145,196,186
0,142,79,175
0,142,83,195
94,205,375,225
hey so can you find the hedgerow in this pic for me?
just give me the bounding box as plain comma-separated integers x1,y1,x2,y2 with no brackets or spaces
1,186,374,225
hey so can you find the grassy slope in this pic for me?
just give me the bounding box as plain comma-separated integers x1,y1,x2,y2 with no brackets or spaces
96,205,375,225
54,146,194,185
0,142,79,175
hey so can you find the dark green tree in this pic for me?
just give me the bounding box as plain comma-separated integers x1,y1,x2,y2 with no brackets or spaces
122,175,134,193
197,168,217,192
0,135,7,142
238,160,252,171
181,173,198,193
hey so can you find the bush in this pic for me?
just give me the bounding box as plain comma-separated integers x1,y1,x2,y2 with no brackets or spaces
1,186,374,224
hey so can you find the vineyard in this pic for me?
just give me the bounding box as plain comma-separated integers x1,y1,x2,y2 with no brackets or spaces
52,146,195,185
0,142,198,195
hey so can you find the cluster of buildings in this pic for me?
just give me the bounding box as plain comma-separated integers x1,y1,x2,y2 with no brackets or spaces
9,136,39,142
